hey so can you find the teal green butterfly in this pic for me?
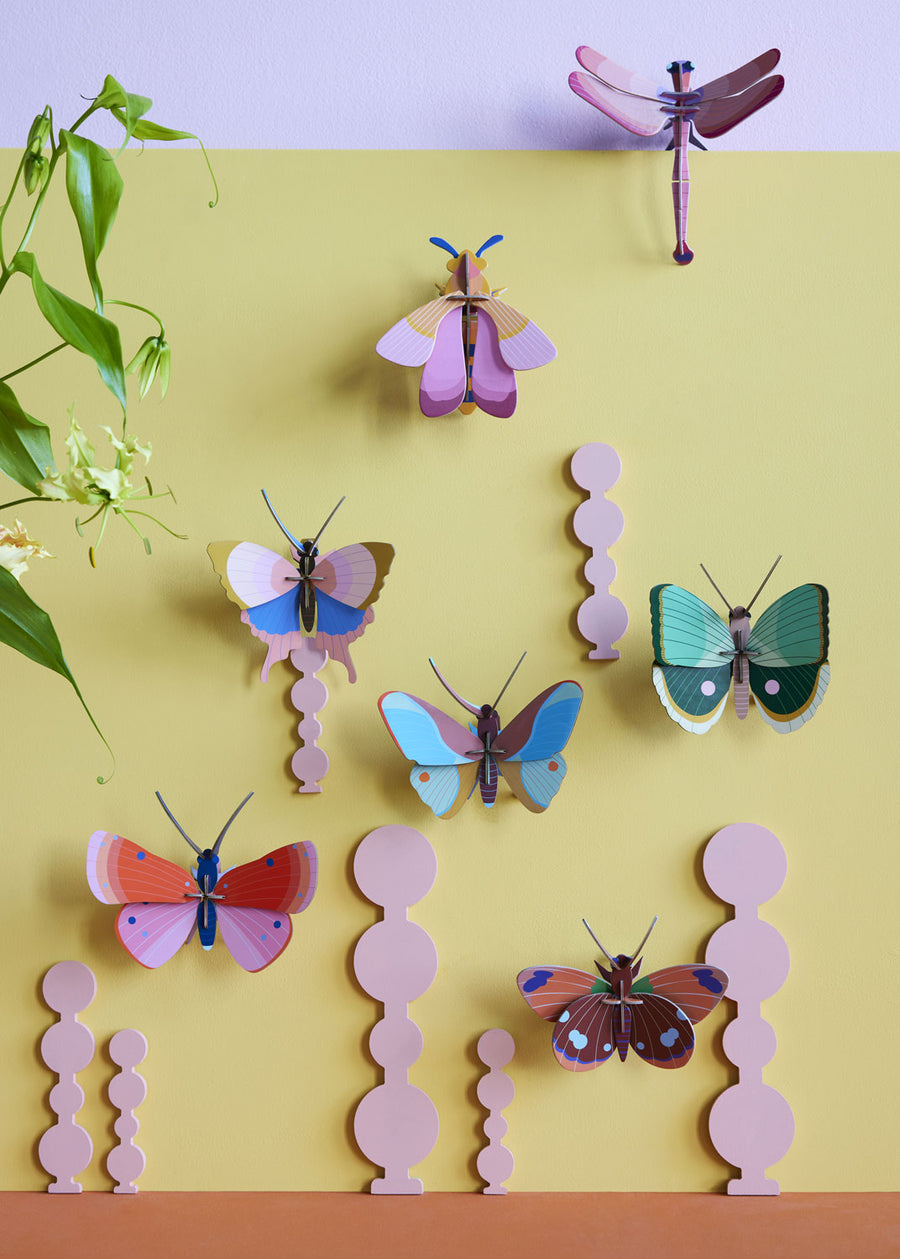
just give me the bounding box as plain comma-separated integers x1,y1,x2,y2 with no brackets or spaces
650,558,829,733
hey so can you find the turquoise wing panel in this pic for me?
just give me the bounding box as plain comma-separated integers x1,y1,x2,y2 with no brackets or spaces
746,584,829,665
650,585,733,666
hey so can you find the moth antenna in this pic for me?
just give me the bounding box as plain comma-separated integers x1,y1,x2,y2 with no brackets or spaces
700,563,733,613
428,658,480,715
260,489,303,549
491,651,527,712
429,236,458,257
475,234,503,257
155,791,202,855
629,915,659,962
212,791,254,856
746,555,783,612
309,496,347,550
582,918,615,966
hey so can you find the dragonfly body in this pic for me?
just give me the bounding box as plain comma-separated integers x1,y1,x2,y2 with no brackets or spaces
569,48,784,264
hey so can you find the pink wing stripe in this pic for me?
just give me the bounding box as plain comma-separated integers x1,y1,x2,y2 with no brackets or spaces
225,542,297,608
575,47,661,100
471,315,516,418
489,302,557,369
216,906,294,972
376,300,456,366
238,613,304,682
116,903,197,969
421,307,467,417
315,544,378,605
569,70,666,136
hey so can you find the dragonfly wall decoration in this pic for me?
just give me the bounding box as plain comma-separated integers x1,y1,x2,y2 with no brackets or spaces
569,47,785,264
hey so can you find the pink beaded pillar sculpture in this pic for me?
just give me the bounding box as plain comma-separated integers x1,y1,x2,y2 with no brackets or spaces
704,823,794,1194
38,961,97,1193
476,1029,515,1194
353,824,439,1194
570,443,627,660
289,640,330,792
106,1029,148,1193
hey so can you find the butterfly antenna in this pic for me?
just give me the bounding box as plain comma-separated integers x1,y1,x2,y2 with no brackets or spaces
428,658,480,715
746,555,783,612
699,563,733,613
212,791,254,856
310,496,347,550
155,791,202,855
582,918,615,966
491,651,527,712
629,915,659,963
260,489,303,549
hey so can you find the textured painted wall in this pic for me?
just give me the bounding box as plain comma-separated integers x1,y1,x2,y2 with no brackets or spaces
1,0,895,150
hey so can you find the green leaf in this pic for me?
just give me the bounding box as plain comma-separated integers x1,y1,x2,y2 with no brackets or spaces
0,382,56,492
93,74,127,110
108,108,219,206
10,253,126,410
0,566,113,779
60,131,124,313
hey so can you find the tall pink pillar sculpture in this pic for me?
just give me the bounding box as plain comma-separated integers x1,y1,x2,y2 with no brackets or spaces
571,442,627,660
353,824,439,1194
476,1029,515,1194
106,1029,148,1193
289,640,330,792
704,822,794,1194
38,961,97,1193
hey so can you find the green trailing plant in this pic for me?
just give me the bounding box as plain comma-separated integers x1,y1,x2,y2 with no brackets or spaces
0,74,216,779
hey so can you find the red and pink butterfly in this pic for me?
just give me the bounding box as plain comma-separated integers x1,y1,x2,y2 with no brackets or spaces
518,918,728,1070
208,492,394,683
376,235,556,418
87,791,317,972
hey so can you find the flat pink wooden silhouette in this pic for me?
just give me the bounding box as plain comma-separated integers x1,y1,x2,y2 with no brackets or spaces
38,961,97,1193
704,822,794,1195
476,1028,515,1194
289,640,330,792
353,824,439,1194
107,1029,148,1193
571,443,627,660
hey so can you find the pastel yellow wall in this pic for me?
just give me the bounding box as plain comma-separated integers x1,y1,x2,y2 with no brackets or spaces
1,151,897,1192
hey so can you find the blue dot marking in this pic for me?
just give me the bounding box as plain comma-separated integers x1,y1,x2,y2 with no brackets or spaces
273,920,282,929
260,933,268,942
141,931,149,939
568,1030,588,1050
137,852,145,860
692,967,724,994
266,857,274,867
603,1042,613,1052
660,1028,680,1047
558,1009,570,1023
523,968,554,993
677,1008,688,1020
636,1041,645,1050
128,916,136,925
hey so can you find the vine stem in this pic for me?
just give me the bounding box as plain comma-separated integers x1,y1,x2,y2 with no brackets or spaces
0,341,68,382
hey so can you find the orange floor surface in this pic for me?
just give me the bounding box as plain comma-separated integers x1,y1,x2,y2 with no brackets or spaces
2,1192,899,1259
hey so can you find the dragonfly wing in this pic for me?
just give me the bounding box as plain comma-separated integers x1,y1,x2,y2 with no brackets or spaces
575,47,662,101
699,49,781,101
570,51,666,136
420,305,467,416
694,75,784,138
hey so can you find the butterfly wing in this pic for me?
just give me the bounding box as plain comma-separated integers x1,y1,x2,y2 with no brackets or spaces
470,309,517,418
116,903,198,969
420,305,467,416
650,585,734,733
376,297,458,367
695,75,784,139
551,993,618,1071
628,993,696,1069
216,841,318,913
494,682,583,811
87,831,195,904
638,964,728,1021
216,906,294,972
746,584,830,731
315,544,394,612
379,691,479,818
517,965,601,1019
208,540,305,681
570,49,666,136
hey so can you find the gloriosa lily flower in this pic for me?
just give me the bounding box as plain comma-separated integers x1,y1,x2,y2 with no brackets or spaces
0,519,52,580
126,334,170,400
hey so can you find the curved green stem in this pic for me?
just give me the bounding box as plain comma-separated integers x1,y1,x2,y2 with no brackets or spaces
0,340,68,383
0,495,54,511
106,298,166,338
0,150,28,273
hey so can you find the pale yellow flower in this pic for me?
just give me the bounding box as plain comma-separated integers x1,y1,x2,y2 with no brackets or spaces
0,519,52,580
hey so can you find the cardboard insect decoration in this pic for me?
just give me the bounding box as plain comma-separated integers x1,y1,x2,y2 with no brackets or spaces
518,918,728,1070
569,48,784,263
651,556,830,733
209,491,394,684
378,654,582,818
87,792,317,971
376,235,556,417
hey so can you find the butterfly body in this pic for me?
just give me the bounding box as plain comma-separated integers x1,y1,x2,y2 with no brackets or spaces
650,579,829,733
518,946,728,1071
378,672,583,818
87,825,318,972
376,236,556,418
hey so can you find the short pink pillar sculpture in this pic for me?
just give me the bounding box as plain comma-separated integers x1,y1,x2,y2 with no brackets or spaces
289,640,330,792
107,1029,148,1193
704,823,794,1194
571,443,627,660
38,961,97,1193
353,825,439,1193
476,1029,515,1194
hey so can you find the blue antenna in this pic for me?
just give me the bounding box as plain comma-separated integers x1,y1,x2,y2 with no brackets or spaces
429,236,458,257
476,234,503,256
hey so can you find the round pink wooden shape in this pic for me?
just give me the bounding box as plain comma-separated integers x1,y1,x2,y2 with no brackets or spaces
42,960,96,1016
570,442,627,660
477,1028,515,1071
107,1029,148,1194
703,822,787,911
476,1029,515,1195
290,640,330,793
353,824,437,912
39,962,96,1194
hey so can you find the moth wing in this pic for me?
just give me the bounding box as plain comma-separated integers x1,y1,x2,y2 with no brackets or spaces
652,662,731,733
216,906,293,972
420,305,467,416
551,993,618,1071
216,841,318,914
641,964,728,1022
470,310,517,418
694,75,784,138
207,541,297,610
116,902,197,969
629,993,696,1068
485,300,557,370
499,681,583,761
499,755,568,813
409,761,479,819
517,965,602,1019
376,298,457,367
87,831,194,904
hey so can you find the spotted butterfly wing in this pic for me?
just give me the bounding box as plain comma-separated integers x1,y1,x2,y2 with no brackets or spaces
517,965,617,1071
495,681,583,812
650,584,734,732
745,584,829,731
